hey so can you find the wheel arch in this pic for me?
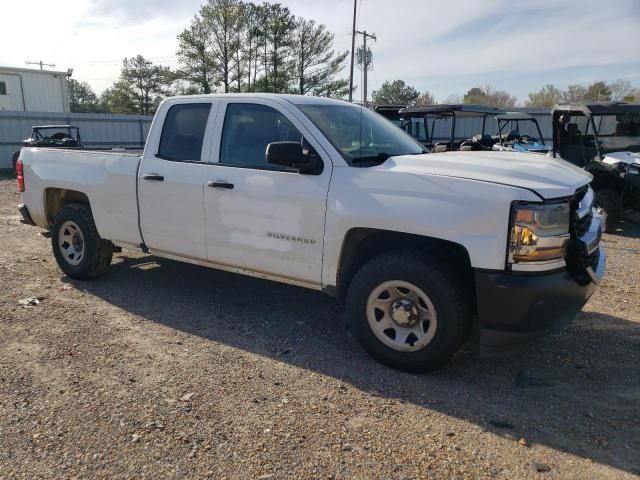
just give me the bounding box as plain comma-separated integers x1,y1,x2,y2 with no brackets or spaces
335,228,475,303
44,188,91,227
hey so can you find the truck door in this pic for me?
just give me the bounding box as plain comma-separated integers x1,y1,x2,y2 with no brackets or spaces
203,99,331,286
138,101,218,259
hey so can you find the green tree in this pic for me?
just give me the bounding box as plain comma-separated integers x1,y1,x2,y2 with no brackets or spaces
583,81,611,102
174,0,353,95
201,0,244,93
290,17,348,96
372,80,420,106
120,55,171,115
177,14,217,94
261,3,296,93
463,84,516,108
525,84,562,108
100,80,137,114
463,87,485,104
68,79,102,113
313,79,351,99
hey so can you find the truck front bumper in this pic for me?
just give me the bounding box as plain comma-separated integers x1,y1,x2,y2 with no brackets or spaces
18,204,35,226
475,246,606,352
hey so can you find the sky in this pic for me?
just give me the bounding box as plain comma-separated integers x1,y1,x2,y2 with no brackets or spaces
2,0,639,104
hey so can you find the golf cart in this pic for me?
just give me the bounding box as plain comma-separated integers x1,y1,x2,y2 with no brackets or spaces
551,102,640,232
492,112,550,154
374,105,430,148
397,104,505,152
11,125,83,171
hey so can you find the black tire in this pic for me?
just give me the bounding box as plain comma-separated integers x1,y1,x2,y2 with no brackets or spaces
346,250,471,373
51,204,112,279
595,189,622,233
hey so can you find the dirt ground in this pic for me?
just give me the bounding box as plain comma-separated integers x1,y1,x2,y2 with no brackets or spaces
0,175,639,479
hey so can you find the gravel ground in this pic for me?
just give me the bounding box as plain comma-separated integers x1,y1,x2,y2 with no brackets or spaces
0,175,639,479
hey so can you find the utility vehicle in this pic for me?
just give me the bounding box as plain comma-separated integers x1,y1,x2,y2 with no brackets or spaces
11,125,83,171
551,102,640,232
397,104,505,152
492,112,550,154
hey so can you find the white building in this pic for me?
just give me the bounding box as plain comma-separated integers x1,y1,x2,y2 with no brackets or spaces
0,66,71,113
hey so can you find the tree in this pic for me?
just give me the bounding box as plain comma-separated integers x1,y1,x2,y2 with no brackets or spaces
372,80,420,106
463,84,516,108
561,84,587,103
609,79,635,101
525,84,562,108
313,79,351,99
443,93,462,104
241,2,264,91
177,14,217,94
415,91,435,106
290,17,348,96
261,3,296,93
583,81,611,102
201,0,244,93
120,55,171,115
68,79,101,113
463,87,485,104
100,81,137,114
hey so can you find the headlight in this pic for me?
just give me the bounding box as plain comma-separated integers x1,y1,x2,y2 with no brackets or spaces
508,202,570,271
627,164,639,176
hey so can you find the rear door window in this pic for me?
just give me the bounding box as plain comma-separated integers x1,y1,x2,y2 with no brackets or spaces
158,103,212,161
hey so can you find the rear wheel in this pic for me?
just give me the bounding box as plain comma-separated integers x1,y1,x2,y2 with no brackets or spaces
51,204,112,279
595,189,622,233
346,251,471,372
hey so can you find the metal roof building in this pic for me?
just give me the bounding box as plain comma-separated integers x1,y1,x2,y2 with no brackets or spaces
0,66,71,113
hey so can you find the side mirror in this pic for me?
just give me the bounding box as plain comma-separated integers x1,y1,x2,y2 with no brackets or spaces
266,141,320,173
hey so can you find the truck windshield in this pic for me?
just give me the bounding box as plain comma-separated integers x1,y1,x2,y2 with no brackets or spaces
297,104,426,163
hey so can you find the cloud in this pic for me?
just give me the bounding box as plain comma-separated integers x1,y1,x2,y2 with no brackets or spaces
1,0,638,101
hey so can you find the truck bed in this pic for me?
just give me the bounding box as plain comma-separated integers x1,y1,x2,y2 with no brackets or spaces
19,147,143,248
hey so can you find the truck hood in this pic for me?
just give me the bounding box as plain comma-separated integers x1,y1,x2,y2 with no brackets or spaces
383,151,591,199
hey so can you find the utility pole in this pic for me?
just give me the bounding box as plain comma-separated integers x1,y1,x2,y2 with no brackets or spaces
348,0,357,103
25,60,56,71
355,30,376,107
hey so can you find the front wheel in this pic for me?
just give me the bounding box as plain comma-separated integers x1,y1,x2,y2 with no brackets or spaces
595,189,622,233
346,251,471,372
51,204,112,279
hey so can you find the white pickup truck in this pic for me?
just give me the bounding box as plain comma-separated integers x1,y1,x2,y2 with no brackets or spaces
16,94,606,371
